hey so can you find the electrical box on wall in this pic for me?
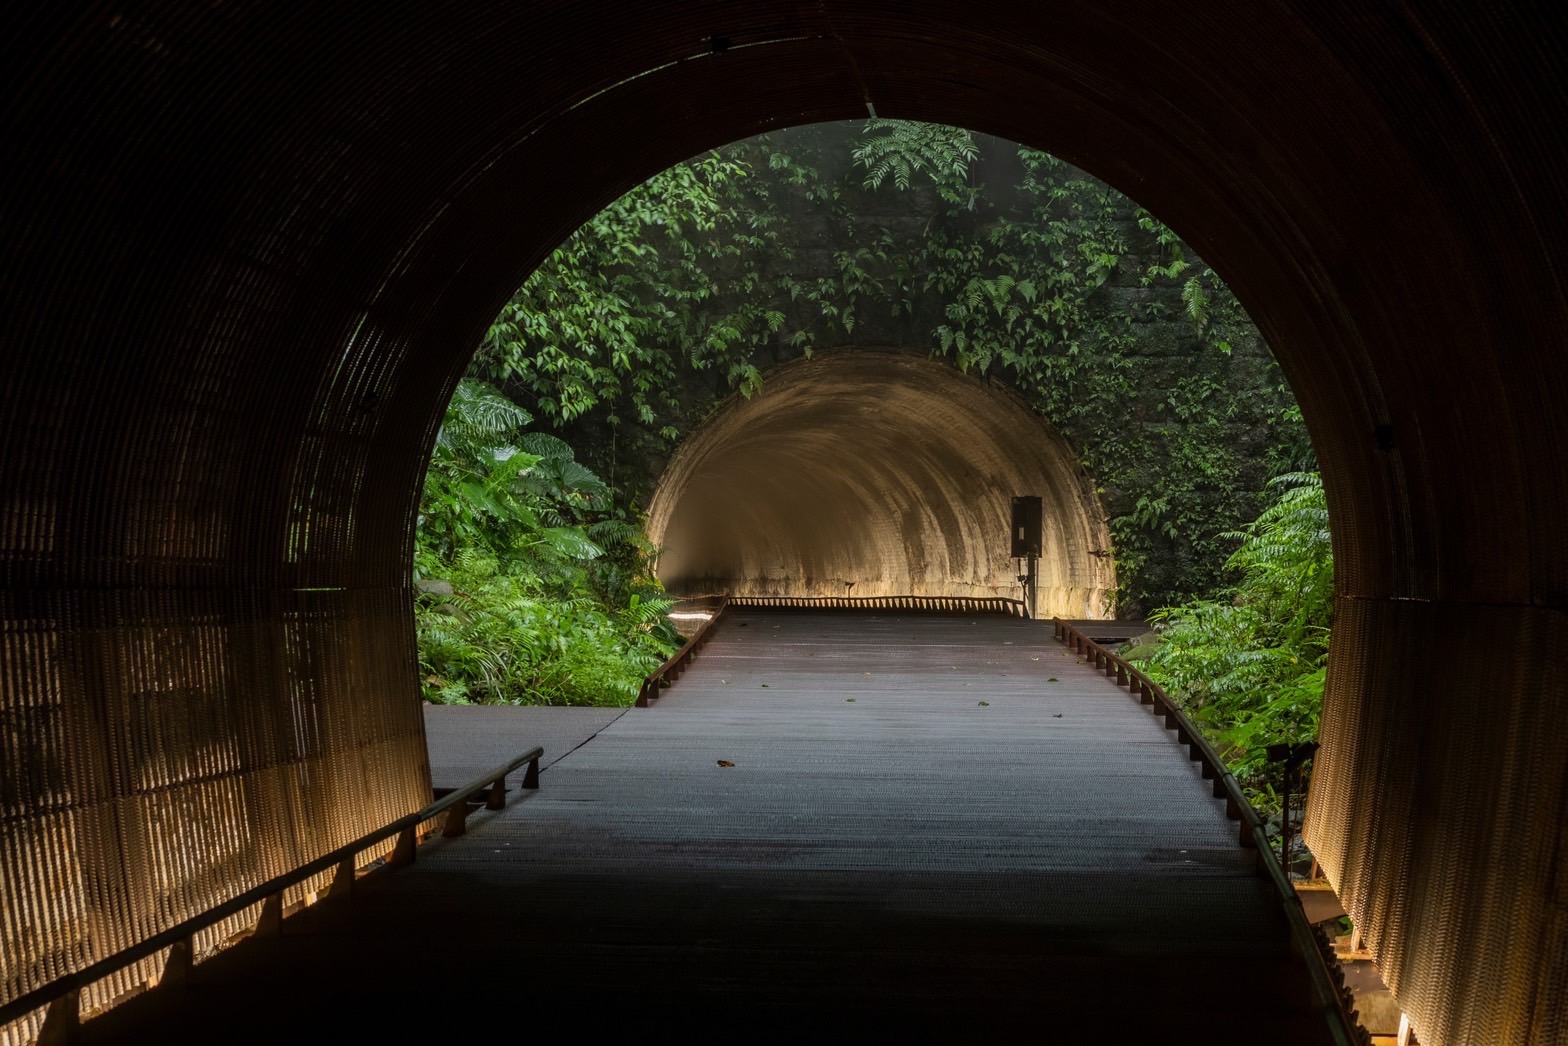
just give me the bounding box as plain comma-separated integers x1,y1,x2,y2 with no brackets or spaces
1011,496,1042,558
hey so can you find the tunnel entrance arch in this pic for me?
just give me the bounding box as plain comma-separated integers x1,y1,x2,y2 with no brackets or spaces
3,7,1564,1045
646,350,1113,616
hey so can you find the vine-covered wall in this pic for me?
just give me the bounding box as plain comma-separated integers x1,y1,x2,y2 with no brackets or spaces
473,121,1310,615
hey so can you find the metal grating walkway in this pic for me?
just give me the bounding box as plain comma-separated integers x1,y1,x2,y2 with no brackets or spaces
82,610,1332,1042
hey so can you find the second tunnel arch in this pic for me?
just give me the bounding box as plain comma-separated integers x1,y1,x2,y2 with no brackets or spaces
646,349,1114,617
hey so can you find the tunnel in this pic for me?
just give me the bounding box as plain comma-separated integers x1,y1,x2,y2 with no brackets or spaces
1,5,1564,1043
647,350,1114,616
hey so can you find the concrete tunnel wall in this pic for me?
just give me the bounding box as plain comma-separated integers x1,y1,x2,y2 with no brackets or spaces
647,351,1114,616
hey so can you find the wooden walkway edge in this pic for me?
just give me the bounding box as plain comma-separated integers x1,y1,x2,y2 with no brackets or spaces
79,610,1332,1042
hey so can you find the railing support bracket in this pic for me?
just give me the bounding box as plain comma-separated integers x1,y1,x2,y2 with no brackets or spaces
390,825,417,867
254,893,283,938
442,802,469,838
38,990,79,1046
329,858,355,901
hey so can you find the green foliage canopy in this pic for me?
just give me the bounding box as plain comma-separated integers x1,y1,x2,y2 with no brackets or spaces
469,120,1309,613
415,379,677,706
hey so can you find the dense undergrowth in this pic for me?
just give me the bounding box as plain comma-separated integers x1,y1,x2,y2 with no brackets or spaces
414,380,678,705
1125,472,1331,813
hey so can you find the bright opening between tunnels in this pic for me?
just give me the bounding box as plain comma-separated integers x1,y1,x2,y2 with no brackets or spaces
417,119,1314,710
646,348,1113,616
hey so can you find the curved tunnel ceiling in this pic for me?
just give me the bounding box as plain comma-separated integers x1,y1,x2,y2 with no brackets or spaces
2,6,1565,1044
647,351,1113,616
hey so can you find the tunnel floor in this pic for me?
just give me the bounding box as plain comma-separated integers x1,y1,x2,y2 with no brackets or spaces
79,611,1331,1042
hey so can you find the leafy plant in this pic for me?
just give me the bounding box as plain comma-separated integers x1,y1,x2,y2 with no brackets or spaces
1126,472,1331,809
852,119,980,204
415,379,677,706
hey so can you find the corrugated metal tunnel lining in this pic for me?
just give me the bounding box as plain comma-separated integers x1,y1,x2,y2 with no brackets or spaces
648,351,1113,615
1,5,1564,1044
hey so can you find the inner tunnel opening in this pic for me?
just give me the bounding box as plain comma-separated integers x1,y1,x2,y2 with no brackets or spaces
646,348,1115,617
415,118,1315,719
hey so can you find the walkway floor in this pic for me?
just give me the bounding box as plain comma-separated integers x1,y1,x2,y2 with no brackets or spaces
82,610,1331,1042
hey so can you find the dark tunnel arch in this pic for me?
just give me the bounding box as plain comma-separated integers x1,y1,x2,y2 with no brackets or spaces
2,6,1565,1042
647,350,1115,616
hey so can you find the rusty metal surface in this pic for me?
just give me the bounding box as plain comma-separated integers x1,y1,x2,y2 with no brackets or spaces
80,611,1333,1041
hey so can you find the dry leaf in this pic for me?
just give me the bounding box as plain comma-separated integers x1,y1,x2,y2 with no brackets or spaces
716,760,736,768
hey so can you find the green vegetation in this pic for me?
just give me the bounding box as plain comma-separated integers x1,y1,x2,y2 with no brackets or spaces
1125,473,1331,811
420,120,1320,719
473,120,1309,614
414,379,677,705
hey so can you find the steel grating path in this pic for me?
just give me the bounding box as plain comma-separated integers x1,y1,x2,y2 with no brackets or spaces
83,610,1332,1041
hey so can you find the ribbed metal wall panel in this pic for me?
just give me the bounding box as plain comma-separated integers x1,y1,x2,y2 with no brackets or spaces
1304,599,1568,1044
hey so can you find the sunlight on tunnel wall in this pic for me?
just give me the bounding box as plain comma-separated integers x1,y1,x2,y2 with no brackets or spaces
646,350,1114,617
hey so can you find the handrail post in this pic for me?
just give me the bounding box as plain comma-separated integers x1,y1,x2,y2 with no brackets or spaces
254,893,283,938
390,825,417,867
37,990,78,1046
523,756,540,789
485,776,507,810
442,801,469,838
159,935,195,990
328,858,355,901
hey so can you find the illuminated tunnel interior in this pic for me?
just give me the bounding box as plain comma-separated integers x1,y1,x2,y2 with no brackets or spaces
648,350,1113,616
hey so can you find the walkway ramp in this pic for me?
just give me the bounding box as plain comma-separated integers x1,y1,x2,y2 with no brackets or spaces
80,610,1332,1042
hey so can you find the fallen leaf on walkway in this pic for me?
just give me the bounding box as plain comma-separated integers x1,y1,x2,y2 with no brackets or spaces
717,760,736,767
1053,713,1063,718
846,698,856,703
760,683,769,688
978,700,990,707
1048,677,1059,682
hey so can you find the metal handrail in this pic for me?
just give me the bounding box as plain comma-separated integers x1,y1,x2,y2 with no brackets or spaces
728,594,1029,616
637,596,730,706
0,745,545,1030
1053,619,1363,1045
